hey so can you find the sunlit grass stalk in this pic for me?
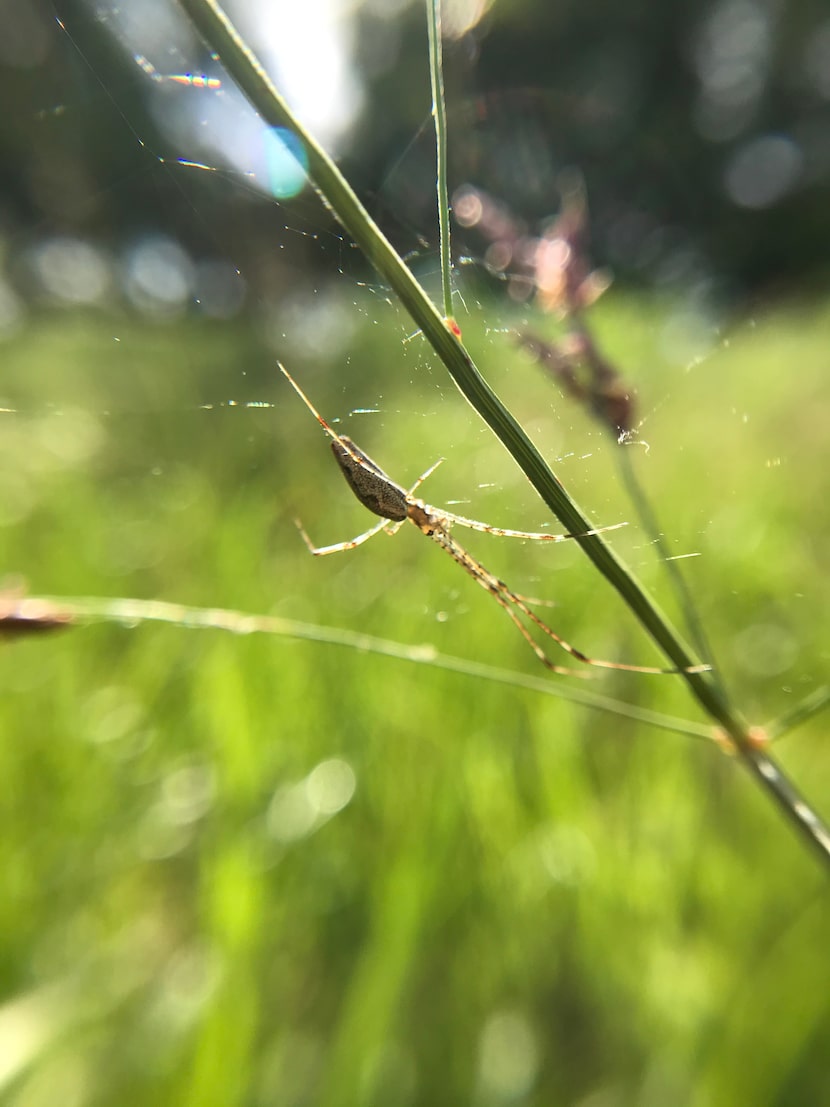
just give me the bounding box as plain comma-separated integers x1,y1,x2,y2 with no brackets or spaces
35,595,714,741
175,0,830,869
426,0,453,320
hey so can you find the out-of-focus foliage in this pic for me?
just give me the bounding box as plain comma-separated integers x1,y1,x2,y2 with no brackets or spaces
1,301,830,1107
2,0,829,305
357,0,830,291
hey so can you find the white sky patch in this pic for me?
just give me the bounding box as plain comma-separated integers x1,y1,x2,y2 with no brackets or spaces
249,0,364,150
82,0,363,198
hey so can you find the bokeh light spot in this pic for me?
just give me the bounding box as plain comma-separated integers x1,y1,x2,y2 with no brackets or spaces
264,127,308,199
477,1010,540,1100
306,758,356,816
267,782,318,843
267,757,356,843
30,237,112,306
123,234,194,317
724,134,803,208
160,760,217,825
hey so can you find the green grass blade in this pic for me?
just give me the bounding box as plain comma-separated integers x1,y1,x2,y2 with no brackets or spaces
37,594,714,740
426,0,453,320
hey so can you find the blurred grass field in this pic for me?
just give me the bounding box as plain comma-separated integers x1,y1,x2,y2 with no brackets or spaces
1,293,829,1106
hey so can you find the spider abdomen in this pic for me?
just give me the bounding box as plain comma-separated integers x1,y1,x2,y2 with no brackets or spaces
331,438,408,522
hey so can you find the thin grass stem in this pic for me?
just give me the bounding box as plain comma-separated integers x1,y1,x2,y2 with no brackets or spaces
426,0,453,320
40,595,714,741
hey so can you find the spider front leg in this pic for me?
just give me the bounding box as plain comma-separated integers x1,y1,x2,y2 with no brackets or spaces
295,516,405,557
408,457,444,495
437,509,627,543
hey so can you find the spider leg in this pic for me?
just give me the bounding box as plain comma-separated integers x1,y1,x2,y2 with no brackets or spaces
426,522,708,675
280,363,341,442
435,511,627,543
295,516,391,556
407,457,444,496
483,582,596,678
424,523,593,677
509,591,709,674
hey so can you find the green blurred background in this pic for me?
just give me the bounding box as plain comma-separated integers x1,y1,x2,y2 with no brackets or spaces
1,2,830,1106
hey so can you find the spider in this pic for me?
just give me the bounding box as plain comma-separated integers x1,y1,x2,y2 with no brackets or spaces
280,364,706,677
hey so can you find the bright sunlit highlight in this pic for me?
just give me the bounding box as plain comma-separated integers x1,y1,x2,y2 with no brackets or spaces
264,127,308,199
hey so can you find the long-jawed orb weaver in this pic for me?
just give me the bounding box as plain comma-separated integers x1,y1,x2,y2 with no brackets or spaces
280,364,708,678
